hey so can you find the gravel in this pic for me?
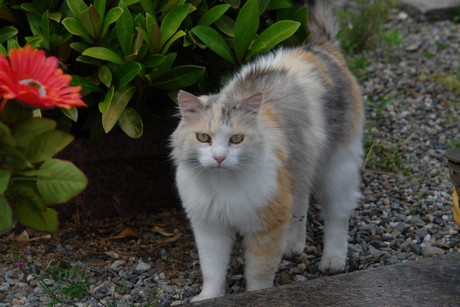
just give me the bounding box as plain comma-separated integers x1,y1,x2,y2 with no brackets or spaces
1,7,459,307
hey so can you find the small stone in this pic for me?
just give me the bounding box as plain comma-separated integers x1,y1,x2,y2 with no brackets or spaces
136,261,152,272
422,246,445,257
111,260,126,270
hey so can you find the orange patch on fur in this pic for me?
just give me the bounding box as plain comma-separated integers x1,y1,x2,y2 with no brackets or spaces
260,105,282,129
297,50,334,87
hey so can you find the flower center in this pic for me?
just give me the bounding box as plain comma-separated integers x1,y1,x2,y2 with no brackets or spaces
19,79,47,96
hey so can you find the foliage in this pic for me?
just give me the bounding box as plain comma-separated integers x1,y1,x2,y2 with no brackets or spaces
337,0,398,55
0,0,309,139
0,102,88,234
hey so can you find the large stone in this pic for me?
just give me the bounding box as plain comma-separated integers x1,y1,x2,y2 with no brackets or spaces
187,252,460,306
401,0,460,18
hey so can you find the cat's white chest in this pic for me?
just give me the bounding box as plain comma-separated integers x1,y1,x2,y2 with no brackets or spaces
176,164,278,234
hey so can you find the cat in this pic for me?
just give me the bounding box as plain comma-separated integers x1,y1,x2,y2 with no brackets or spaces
170,0,363,301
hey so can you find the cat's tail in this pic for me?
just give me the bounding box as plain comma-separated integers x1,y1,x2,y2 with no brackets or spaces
306,0,339,46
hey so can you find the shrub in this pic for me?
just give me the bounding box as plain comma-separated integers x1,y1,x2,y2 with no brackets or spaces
0,0,309,139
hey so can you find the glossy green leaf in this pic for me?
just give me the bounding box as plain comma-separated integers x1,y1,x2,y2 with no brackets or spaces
146,52,177,81
116,61,142,89
24,36,43,48
152,65,205,90
215,15,235,38
99,86,114,113
66,0,88,17
26,130,74,164
0,170,11,194
0,195,14,234
0,26,18,44
160,4,190,48
192,26,235,65
82,47,124,64
93,0,106,19
247,20,300,59
101,7,123,39
71,75,103,94
234,0,259,62
140,0,155,16
62,17,93,43
13,117,56,148
117,1,134,56
102,86,135,133
224,0,240,9
143,54,166,68
40,11,50,43
161,30,185,54
60,107,79,122
98,65,112,88
118,107,143,138
198,4,231,26
267,0,293,10
79,5,101,39
37,159,88,205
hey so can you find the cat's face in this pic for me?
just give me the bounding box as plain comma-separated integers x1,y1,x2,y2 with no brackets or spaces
172,91,264,171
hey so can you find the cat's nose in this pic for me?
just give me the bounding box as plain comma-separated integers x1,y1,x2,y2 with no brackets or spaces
213,155,226,165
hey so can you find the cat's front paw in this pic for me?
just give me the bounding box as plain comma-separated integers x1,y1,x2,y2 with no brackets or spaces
283,242,305,259
318,255,346,274
190,295,211,302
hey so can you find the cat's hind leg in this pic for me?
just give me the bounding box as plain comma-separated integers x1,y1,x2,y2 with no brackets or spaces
316,142,362,273
191,222,235,302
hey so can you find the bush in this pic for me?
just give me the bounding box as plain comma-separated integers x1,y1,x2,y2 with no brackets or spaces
0,0,309,139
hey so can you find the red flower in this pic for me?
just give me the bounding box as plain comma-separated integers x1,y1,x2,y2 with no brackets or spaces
0,45,87,111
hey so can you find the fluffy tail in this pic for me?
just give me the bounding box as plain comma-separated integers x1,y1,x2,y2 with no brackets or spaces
306,0,339,46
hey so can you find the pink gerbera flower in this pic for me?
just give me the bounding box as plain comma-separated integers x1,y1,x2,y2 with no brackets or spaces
0,45,87,111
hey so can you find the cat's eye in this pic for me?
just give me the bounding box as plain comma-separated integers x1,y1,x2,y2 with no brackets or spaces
230,134,244,144
196,133,211,143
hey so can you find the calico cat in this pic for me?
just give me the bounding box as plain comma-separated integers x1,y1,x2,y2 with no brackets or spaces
171,0,363,301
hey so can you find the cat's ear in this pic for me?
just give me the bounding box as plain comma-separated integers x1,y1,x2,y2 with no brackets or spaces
241,92,263,115
177,90,201,117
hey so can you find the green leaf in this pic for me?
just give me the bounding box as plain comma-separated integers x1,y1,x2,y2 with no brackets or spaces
26,130,74,164
0,26,18,44
99,86,115,113
152,65,205,90
13,117,57,148
11,183,46,211
40,10,50,43
247,20,300,59
66,0,89,17
160,4,190,48
215,15,235,38
115,61,142,89
234,0,259,62
198,4,231,26
98,65,112,88
0,170,11,194
118,107,143,138
78,5,102,40
0,195,14,234
140,0,155,16
60,107,79,122
161,30,185,54
15,194,58,232
82,47,124,64
224,0,240,9
71,75,103,94
102,86,135,133
142,54,166,68
146,52,176,81
93,0,106,19
267,0,293,10
37,159,88,205
116,1,134,57
62,17,93,44
191,26,235,65
101,7,123,39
